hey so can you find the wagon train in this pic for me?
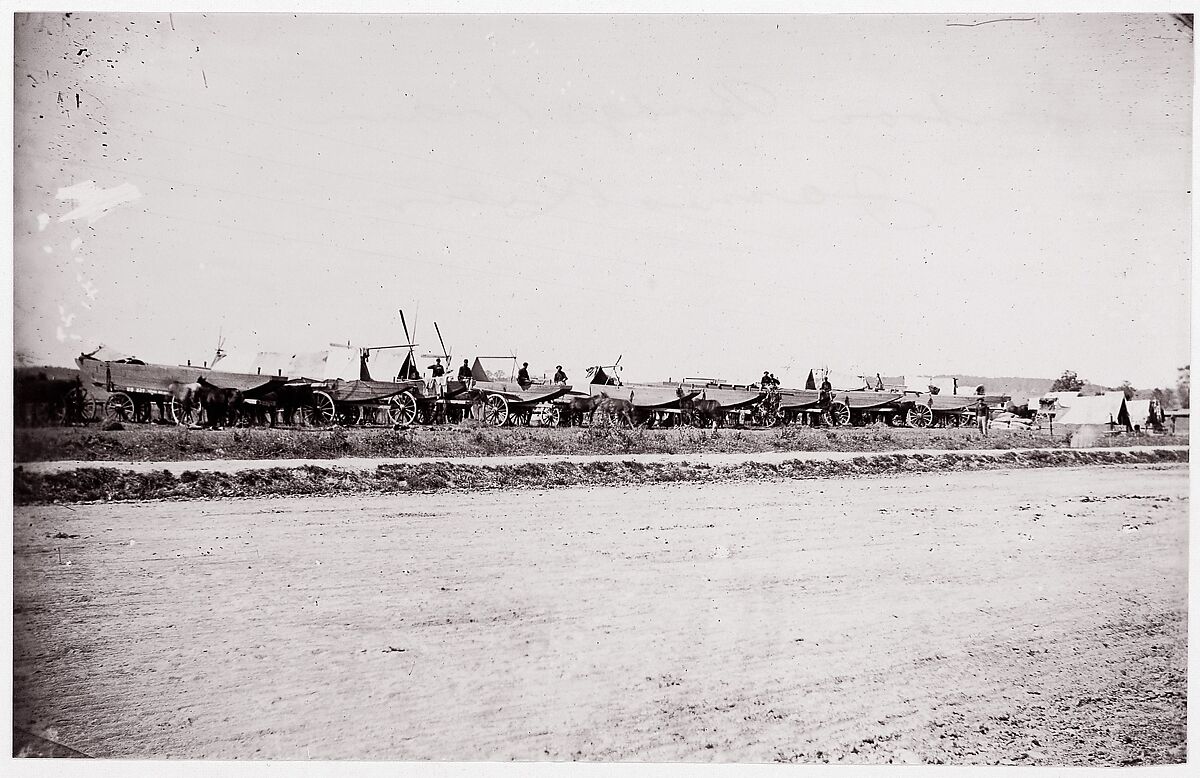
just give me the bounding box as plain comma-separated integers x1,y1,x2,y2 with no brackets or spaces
20,341,1010,430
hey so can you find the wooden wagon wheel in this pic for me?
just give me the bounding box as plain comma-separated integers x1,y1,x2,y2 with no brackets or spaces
482,394,509,426
532,404,561,427
388,392,419,426
104,392,136,423
84,398,105,423
907,403,934,428
169,395,200,426
307,390,337,427
48,387,84,425
760,408,780,427
829,401,851,426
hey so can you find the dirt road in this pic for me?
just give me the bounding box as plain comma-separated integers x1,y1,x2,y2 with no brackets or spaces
13,465,1187,763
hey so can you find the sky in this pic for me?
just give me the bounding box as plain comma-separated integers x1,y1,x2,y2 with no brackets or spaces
12,11,1192,389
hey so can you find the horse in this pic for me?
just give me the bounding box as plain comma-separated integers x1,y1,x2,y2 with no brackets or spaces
677,386,723,428
166,381,202,425
15,373,84,425
566,394,603,426
195,376,243,429
596,390,635,428
270,384,316,426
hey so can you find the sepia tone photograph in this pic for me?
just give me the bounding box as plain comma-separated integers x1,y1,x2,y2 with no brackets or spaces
9,5,1192,768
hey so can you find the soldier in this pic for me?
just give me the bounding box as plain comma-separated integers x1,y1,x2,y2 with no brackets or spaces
517,362,532,389
427,358,445,377
457,359,472,380
553,365,568,384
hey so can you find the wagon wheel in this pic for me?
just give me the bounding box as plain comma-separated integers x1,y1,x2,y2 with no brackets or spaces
83,398,104,423
388,392,419,426
760,408,780,427
829,401,851,426
307,390,337,427
533,404,561,427
907,403,934,428
168,395,199,426
482,394,509,426
47,387,83,425
104,392,136,423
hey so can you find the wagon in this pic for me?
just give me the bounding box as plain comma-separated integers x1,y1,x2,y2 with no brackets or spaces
585,364,701,427
75,352,288,425
674,379,766,427
450,357,573,427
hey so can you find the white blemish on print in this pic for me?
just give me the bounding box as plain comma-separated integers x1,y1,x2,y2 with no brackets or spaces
56,180,142,224
70,237,83,251
37,213,50,231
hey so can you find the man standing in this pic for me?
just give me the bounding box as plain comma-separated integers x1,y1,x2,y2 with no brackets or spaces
976,394,990,435
457,359,472,381
427,358,445,377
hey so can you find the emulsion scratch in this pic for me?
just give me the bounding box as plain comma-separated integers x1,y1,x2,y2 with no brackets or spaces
946,18,1035,28
56,180,142,224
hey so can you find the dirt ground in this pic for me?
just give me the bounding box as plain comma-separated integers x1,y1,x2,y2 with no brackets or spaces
12,464,1188,764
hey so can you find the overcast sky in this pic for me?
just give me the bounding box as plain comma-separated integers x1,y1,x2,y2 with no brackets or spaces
13,12,1192,388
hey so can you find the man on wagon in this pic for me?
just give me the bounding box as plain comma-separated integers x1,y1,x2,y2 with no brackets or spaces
457,359,472,381
553,366,568,384
517,362,532,389
427,358,445,377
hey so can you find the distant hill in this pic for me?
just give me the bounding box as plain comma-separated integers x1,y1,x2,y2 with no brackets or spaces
938,375,1111,400
14,365,81,382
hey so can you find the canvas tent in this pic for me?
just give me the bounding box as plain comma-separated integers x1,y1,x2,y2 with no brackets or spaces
1052,391,1131,431
1125,399,1152,429
249,346,365,381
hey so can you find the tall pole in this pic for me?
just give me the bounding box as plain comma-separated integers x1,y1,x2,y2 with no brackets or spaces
399,309,416,379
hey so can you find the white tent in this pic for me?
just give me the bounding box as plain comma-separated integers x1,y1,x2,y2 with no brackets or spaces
818,370,868,391
1053,392,1131,430
207,349,261,374
249,346,363,381
1125,399,1152,429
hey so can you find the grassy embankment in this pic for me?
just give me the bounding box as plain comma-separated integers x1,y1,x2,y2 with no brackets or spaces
14,447,1188,505
13,423,1186,463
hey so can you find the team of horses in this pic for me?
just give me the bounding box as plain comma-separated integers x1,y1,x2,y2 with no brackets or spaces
562,387,725,428
164,379,316,428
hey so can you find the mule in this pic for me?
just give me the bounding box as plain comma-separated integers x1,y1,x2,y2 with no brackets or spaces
677,386,723,428
15,373,84,425
595,390,635,427
565,394,603,426
195,377,243,429
166,381,202,425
